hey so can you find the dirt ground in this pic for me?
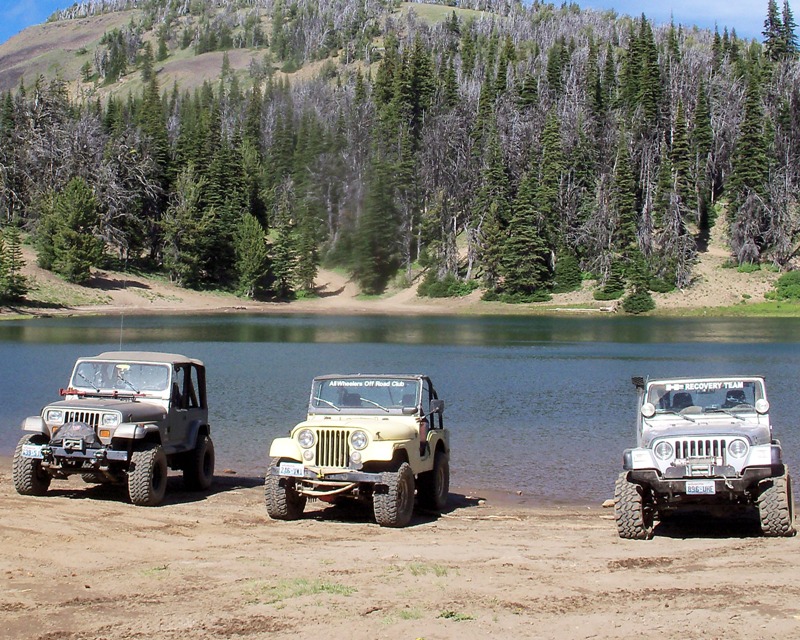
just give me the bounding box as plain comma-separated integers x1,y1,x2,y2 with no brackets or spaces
2,220,781,320
2,465,799,640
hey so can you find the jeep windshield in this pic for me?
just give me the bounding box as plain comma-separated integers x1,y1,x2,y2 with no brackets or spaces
310,377,421,414
70,360,171,395
646,379,764,415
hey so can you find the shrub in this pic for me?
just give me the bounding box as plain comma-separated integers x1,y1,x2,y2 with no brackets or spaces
418,272,478,298
737,261,761,273
648,277,675,293
772,271,800,300
593,287,624,301
551,254,582,293
622,290,655,314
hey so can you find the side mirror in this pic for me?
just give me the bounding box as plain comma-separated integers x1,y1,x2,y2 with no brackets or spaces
430,399,445,415
640,402,656,418
755,398,770,414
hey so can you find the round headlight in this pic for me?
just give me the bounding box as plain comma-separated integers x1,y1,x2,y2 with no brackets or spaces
102,414,120,427
46,409,64,425
654,441,674,460
350,430,368,450
641,402,656,418
755,399,770,414
728,439,749,458
298,429,315,449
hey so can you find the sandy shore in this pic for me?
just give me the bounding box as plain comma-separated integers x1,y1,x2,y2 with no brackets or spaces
2,464,799,640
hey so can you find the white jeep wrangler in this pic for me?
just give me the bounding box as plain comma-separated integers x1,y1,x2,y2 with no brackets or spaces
265,374,449,527
615,376,795,539
12,351,214,506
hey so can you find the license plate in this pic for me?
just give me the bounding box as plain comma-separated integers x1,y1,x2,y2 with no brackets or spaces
278,462,305,477
686,480,716,495
21,444,44,459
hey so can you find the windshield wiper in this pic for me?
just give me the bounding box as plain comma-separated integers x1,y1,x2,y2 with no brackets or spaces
359,398,390,412
704,408,745,421
314,397,341,411
656,409,696,423
117,373,140,393
75,371,100,392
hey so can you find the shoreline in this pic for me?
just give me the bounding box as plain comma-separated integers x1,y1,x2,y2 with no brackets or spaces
3,237,796,319
0,454,606,510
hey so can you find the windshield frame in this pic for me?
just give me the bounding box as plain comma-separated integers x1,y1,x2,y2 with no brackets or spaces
308,375,423,415
70,359,173,397
644,378,765,418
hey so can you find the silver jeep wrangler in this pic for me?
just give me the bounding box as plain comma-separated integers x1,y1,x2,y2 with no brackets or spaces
12,351,215,506
266,374,449,527
615,376,795,539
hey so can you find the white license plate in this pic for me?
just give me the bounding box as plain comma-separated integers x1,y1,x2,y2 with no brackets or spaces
686,480,716,495
278,462,305,477
21,444,44,459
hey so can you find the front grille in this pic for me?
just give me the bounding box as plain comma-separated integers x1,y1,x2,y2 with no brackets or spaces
64,411,102,429
315,429,351,468
674,438,727,463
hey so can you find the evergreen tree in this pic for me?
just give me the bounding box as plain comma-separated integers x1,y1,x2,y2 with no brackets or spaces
294,199,320,294
500,169,552,300
0,232,7,300
782,0,799,57
621,251,655,313
537,110,565,246
691,80,714,226
352,157,399,294
234,212,269,298
671,100,694,214
764,0,786,60
39,178,104,284
1,226,27,301
637,16,662,124
162,165,214,288
730,74,769,203
473,132,510,291
611,137,638,257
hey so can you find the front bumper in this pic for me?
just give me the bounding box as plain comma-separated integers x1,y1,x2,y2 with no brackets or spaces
628,466,779,496
22,442,129,466
269,465,383,484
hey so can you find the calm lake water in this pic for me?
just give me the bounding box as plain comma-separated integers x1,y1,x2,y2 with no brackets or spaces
2,314,800,505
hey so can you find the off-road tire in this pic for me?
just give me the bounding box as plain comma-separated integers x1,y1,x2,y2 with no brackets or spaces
183,433,215,491
12,434,51,496
264,459,306,520
614,472,655,540
128,444,168,506
373,462,415,527
758,472,796,537
417,450,449,511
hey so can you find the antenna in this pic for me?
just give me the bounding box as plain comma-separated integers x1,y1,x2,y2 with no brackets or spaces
118,253,128,352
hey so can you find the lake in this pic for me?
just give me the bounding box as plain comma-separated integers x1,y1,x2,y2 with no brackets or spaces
2,314,800,505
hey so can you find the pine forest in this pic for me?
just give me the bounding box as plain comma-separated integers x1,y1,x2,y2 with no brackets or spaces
0,0,799,313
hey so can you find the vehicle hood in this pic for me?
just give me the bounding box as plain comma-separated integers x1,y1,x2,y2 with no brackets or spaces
45,399,167,423
297,416,417,441
642,420,772,447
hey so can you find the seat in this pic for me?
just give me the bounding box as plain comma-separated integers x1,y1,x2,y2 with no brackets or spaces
671,392,693,411
723,389,746,408
401,394,417,408
342,392,361,407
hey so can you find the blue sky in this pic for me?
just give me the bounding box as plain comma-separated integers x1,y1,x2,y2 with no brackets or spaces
0,0,773,46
